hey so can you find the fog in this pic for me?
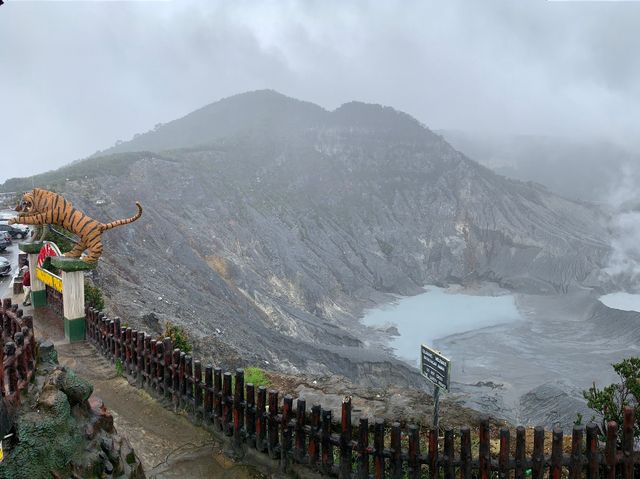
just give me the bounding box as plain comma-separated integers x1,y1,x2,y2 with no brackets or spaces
1,0,639,184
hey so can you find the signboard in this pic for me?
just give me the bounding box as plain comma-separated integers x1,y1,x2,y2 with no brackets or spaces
37,241,61,268
421,344,451,391
36,267,63,293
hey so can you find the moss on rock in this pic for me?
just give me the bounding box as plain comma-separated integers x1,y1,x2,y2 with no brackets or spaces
0,389,83,479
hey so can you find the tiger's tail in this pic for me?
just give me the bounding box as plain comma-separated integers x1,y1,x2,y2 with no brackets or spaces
100,202,143,232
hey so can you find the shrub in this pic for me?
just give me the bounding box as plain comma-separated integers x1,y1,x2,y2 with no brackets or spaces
583,357,640,440
162,322,192,353
84,281,105,310
43,226,75,254
115,358,124,377
244,367,271,387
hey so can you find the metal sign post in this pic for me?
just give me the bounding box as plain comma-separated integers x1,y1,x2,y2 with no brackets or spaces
432,383,441,433
420,344,451,434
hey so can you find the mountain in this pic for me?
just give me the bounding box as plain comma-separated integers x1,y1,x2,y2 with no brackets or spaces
2,90,611,388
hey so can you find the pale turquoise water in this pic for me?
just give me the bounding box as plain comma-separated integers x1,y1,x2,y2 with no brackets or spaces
362,286,523,364
599,292,640,312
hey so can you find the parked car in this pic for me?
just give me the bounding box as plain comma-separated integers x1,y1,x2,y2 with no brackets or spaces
0,223,28,239
12,223,29,238
0,236,9,253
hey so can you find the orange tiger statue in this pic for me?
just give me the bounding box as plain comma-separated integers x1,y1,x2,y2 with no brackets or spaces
9,188,142,263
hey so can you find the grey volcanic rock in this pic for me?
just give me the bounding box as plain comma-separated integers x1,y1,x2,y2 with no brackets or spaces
518,381,594,430
13,91,611,392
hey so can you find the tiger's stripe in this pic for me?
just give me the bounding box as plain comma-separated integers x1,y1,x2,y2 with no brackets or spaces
12,188,143,263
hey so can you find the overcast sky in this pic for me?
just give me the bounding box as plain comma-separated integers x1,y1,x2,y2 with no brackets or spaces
0,0,639,184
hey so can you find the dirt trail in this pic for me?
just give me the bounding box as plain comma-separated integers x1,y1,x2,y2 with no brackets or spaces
28,305,263,479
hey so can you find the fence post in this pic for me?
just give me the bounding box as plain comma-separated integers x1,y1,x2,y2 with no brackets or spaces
551,428,563,479
204,365,213,425
515,426,526,479
213,368,222,431
479,419,490,479
245,383,256,449
390,422,402,479
155,340,164,395
107,319,114,359
532,426,545,479
586,423,600,479
622,407,634,479
499,427,510,479
373,418,385,479
194,360,202,418
172,349,180,409
136,332,145,387
233,369,245,451
281,395,293,472
444,426,455,479
407,424,419,479
256,386,267,452
429,426,439,479
184,355,193,410
460,426,471,479
308,404,321,468
294,398,306,463
605,421,617,479
223,372,233,436
569,425,585,479
5,342,17,400
0,328,5,397
181,353,189,409
21,325,34,375
268,390,279,458
113,318,121,360
340,397,353,479
163,338,172,399
321,409,333,475
14,332,25,383
146,336,154,390
125,328,133,374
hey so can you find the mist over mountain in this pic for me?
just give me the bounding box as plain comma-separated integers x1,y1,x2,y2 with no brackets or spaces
439,130,640,204
1,90,612,386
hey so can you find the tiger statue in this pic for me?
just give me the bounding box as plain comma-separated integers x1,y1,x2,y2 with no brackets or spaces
9,188,142,263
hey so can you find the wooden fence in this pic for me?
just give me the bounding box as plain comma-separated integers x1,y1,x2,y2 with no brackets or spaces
1,298,35,404
86,307,640,478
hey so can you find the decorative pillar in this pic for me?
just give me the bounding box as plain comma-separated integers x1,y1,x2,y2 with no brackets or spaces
51,257,96,343
18,242,46,307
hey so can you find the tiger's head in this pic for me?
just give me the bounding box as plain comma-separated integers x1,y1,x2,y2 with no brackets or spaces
15,191,35,213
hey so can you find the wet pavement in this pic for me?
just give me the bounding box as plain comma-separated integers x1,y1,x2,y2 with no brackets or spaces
0,237,21,299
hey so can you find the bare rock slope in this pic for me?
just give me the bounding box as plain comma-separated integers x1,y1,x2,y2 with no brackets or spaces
5,90,611,388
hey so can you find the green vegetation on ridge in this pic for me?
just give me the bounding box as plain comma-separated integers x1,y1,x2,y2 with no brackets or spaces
0,151,158,192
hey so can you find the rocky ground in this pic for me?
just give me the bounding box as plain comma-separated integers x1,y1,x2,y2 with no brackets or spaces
0,340,145,479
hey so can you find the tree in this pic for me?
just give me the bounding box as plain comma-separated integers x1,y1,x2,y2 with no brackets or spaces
84,280,105,310
583,357,640,441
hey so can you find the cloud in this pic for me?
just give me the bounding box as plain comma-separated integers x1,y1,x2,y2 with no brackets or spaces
1,0,640,183
602,165,640,287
